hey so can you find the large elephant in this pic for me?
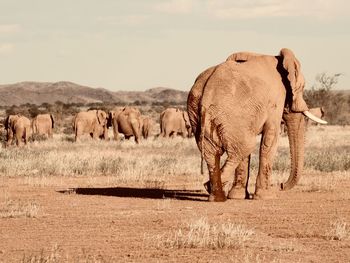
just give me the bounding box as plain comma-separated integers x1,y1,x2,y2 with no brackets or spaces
5,114,31,146
187,48,326,202
32,113,55,139
72,110,108,142
160,108,191,138
108,107,141,143
140,115,153,140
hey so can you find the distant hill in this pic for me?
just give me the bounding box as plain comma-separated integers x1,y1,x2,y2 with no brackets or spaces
0,81,188,106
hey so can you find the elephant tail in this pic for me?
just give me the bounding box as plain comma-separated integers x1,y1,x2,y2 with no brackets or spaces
200,105,206,175
130,118,140,144
24,125,31,143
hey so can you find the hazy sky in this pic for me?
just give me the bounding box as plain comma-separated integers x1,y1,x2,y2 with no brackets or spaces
0,0,349,91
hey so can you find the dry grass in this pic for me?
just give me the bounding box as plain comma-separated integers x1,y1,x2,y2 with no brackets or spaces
21,244,113,263
0,135,203,188
0,126,349,193
158,217,255,249
0,194,40,218
325,218,349,241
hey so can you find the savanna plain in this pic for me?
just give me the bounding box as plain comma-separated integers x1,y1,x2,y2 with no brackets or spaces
0,125,349,262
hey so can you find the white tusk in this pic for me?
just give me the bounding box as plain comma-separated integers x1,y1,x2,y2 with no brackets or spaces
303,111,328,124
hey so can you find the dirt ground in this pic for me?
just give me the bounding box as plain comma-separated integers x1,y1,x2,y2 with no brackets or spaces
1,174,350,263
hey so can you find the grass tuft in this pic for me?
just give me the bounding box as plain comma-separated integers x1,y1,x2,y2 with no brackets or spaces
160,217,254,249
0,198,40,218
325,219,349,241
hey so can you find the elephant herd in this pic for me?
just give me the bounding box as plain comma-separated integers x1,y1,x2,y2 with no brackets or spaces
4,113,54,147
3,48,329,202
73,106,191,143
3,107,192,146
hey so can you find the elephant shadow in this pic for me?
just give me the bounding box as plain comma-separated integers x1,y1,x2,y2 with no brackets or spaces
58,187,209,202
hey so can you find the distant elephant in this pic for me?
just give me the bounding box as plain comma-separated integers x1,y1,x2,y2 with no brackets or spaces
108,107,141,143
187,48,327,202
32,113,55,139
306,107,325,126
72,110,108,142
5,114,31,146
160,108,191,138
140,115,153,139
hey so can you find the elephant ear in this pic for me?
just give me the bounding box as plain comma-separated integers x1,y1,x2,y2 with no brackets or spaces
50,114,55,129
280,48,309,112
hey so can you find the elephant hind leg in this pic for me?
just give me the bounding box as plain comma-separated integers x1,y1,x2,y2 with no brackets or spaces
17,131,24,147
254,123,279,200
227,156,251,200
48,129,53,139
207,151,227,202
202,138,227,202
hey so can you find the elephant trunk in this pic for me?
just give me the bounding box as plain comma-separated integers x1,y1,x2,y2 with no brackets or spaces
281,111,305,190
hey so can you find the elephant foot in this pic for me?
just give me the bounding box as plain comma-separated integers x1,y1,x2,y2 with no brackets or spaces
208,191,227,202
227,187,247,200
253,188,276,200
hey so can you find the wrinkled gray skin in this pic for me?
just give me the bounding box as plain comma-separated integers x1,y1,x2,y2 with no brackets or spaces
32,113,55,139
5,114,31,147
187,48,311,202
72,110,108,142
160,108,191,138
108,107,141,144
